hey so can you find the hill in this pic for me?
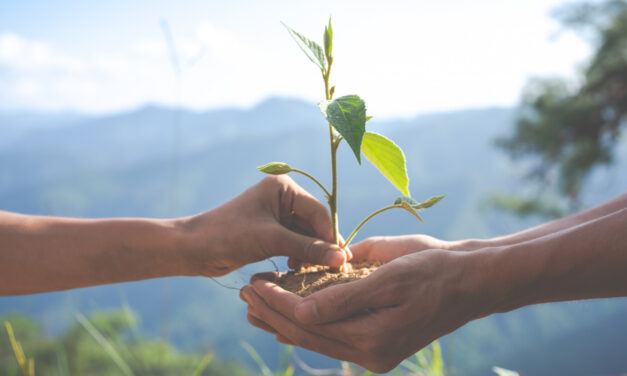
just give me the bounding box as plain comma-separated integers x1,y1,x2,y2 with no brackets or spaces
1,98,626,375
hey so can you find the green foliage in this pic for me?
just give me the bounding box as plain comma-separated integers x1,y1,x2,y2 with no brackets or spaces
240,342,294,376
282,22,327,71
497,0,627,216
260,18,444,247
319,95,367,163
324,17,333,61
400,341,445,376
1,312,251,376
4,322,34,376
362,132,410,196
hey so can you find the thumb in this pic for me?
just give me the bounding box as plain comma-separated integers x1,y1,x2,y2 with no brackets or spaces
271,227,346,267
294,273,386,325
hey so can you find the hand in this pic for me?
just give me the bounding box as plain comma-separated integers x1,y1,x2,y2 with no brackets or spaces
240,243,489,373
346,234,452,262
180,175,349,277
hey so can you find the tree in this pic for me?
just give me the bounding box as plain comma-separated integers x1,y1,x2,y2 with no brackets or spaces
496,0,627,217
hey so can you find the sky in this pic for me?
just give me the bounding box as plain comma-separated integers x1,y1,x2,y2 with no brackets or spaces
0,0,593,118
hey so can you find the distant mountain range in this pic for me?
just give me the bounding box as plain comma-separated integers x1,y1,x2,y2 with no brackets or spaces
1,98,626,375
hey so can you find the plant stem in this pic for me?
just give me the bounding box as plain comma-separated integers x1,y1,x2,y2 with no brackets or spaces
290,169,332,199
343,204,403,248
323,63,340,245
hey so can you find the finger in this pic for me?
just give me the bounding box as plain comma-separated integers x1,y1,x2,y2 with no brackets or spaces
244,286,360,363
270,227,346,267
251,279,365,342
291,270,397,325
250,272,278,284
247,313,277,335
251,280,303,320
292,189,334,243
349,238,378,262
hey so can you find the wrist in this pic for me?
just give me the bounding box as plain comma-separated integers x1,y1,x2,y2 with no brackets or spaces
168,214,207,276
461,242,546,319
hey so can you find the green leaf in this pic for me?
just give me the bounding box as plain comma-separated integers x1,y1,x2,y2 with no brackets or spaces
362,132,410,196
192,352,214,376
319,95,367,163
394,195,446,210
414,195,446,209
397,200,424,222
394,197,424,222
257,162,292,175
282,22,327,71
324,17,333,60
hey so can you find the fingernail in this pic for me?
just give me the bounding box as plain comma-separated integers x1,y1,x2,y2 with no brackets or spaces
324,250,346,266
295,300,319,323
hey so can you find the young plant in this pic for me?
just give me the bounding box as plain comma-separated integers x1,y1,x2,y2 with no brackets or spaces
258,18,444,254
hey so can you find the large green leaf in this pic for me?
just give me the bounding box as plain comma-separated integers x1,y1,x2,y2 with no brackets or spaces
362,132,410,196
282,22,327,71
319,95,367,163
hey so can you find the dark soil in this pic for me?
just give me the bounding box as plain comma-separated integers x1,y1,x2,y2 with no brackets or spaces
275,261,381,297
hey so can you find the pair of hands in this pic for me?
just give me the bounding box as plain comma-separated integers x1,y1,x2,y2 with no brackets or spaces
189,175,481,373
240,234,487,373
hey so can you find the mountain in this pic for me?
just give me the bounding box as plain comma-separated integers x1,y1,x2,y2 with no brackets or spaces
1,98,626,375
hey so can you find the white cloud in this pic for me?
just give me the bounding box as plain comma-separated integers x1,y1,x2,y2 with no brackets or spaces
0,4,593,117
0,32,84,73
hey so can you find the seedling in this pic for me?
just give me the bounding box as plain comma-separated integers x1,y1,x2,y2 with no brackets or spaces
258,18,444,255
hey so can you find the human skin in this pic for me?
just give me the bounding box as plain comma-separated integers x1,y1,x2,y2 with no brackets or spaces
0,176,350,296
241,193,627,373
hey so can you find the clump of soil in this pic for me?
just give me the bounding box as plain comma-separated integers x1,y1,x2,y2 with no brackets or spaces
275,261,381,297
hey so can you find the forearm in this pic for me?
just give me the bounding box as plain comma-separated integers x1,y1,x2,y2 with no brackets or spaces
0,211,193,295
468,207,627,318
450,192,627,251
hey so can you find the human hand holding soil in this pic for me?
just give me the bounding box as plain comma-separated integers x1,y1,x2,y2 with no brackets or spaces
241,199,627,373
241,246,480,373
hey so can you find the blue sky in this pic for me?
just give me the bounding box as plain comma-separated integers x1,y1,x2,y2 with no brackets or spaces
0,0,592,118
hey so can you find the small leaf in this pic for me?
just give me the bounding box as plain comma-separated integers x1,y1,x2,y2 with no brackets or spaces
414,195,446,209
329,85,335,98
257,162,292,175
394,195,446,210
395,199,424,222
366,115,373,122
324,17,333,61
362,132,410,196
282,22,327,71
319,95,367,163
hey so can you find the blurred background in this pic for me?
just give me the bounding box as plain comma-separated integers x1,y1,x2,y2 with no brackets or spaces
1,0,626,375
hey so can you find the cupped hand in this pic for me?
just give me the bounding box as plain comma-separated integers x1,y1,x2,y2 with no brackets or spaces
347,234,453,263
181,175,350,277
240,248,488,373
